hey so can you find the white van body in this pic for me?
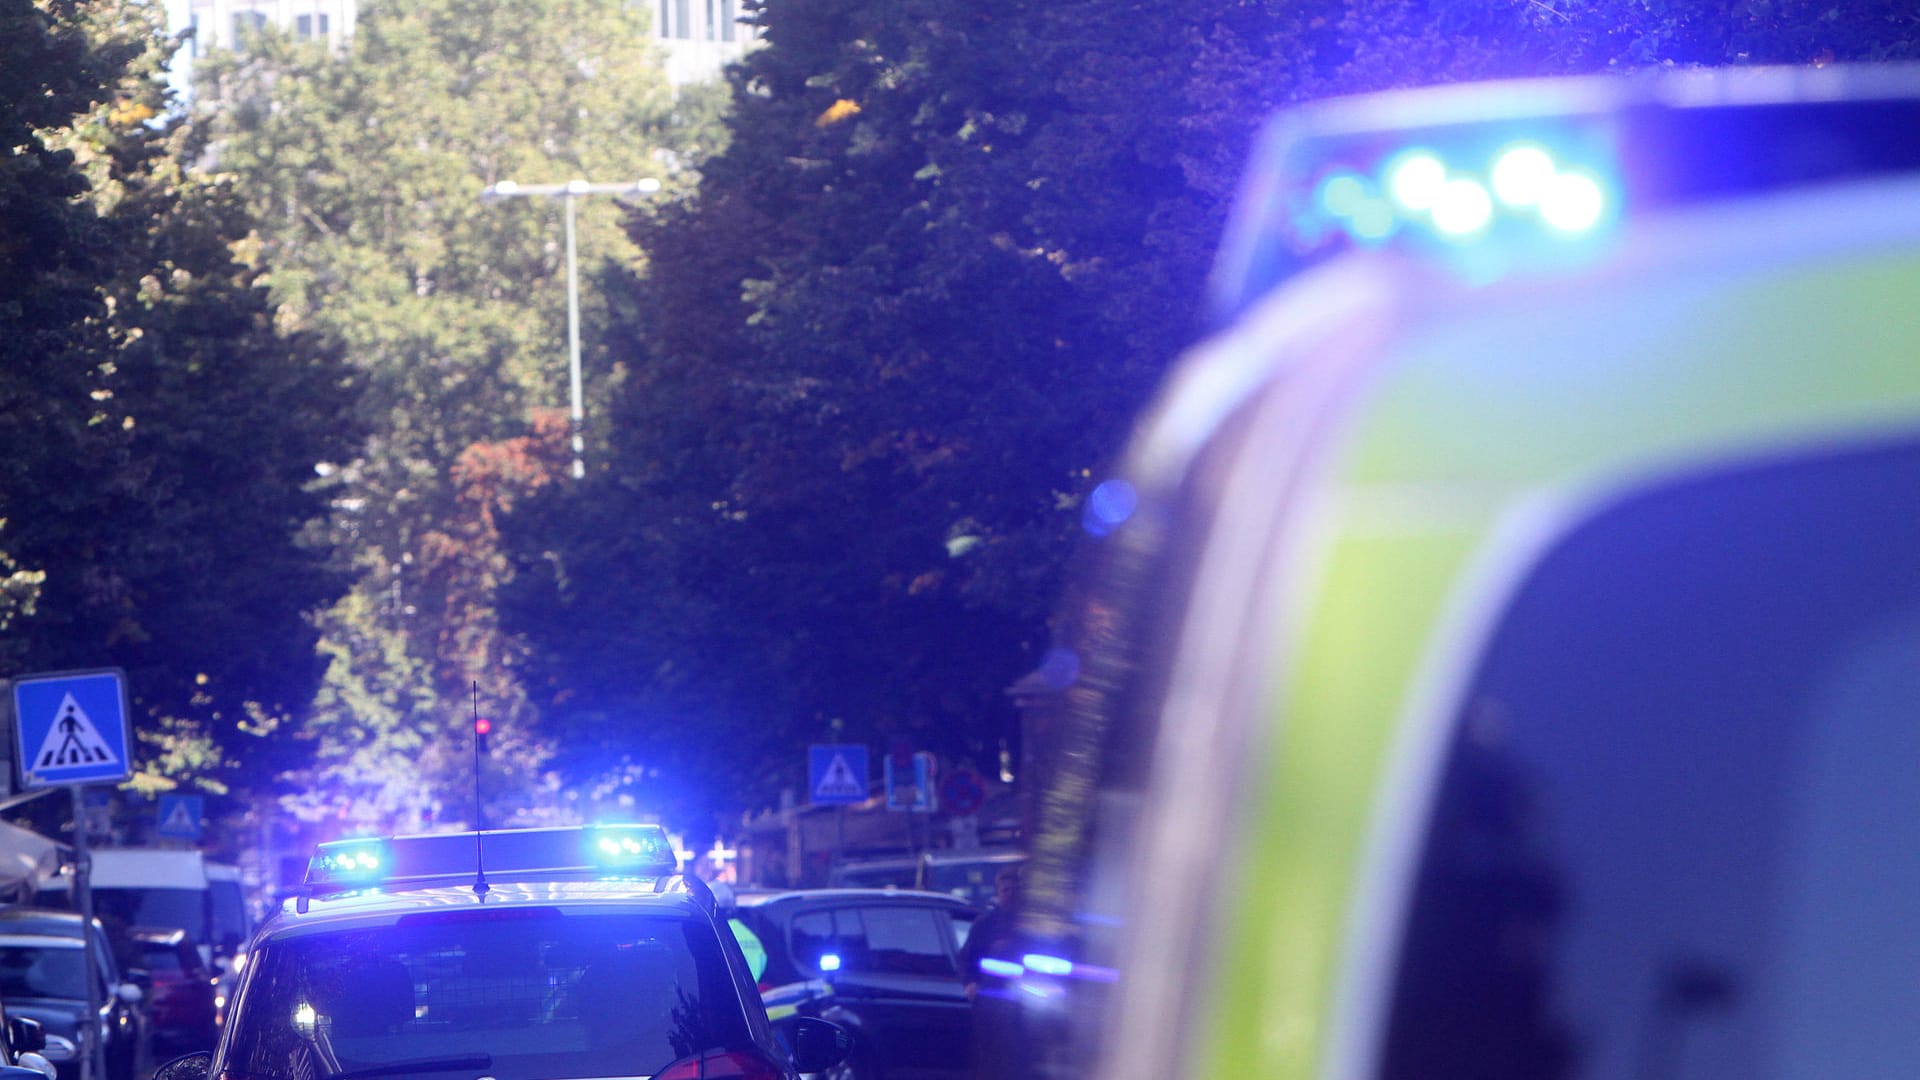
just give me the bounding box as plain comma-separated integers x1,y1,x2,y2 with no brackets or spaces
38,849,214,966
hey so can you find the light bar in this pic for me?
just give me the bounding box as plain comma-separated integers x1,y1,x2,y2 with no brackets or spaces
304,823,678,894
1210,66,1920,320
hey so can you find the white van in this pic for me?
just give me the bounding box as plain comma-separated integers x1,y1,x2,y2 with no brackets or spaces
37,849,215,966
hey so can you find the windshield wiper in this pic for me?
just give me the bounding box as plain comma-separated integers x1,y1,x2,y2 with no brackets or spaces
324,1054,492,1080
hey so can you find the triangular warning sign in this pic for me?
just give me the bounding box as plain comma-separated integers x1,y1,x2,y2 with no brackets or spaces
34,693,121,771
162,800,196,834
814,753,864,799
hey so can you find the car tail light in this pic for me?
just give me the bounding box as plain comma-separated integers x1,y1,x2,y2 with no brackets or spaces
654,1048,787,1079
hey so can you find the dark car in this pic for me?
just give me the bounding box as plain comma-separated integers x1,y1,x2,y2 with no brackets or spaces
0,909,145,1080
125,927,217,1060
730,889,978,1080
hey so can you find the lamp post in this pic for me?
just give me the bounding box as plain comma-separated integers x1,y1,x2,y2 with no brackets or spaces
480,177,663,479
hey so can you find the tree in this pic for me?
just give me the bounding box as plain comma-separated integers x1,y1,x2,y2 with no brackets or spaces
0,0,358,813
191,0,727,831
507,0,1920,827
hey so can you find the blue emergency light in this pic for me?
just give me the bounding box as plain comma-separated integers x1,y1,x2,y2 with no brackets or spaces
304,823,678,895
1210,66,1920,321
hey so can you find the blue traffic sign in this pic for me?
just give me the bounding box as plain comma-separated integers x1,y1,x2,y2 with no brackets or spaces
10,668,133,789
156,793,203,840
809,744,869,805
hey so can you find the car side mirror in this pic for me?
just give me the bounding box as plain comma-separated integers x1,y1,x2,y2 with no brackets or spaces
115,982,145,1005
151,1052,212,1080
7,1016,45,1054
779,1016,851,1074
15,1051,55,1080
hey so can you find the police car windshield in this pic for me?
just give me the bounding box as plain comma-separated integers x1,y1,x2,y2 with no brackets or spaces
223,909,751,1080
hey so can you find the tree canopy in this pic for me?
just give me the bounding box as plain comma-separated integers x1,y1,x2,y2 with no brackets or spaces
189,0,728,833
0,0,357,808
502,0,1920,828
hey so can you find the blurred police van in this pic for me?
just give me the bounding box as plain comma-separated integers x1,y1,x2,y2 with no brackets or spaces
1012,65,1920,1080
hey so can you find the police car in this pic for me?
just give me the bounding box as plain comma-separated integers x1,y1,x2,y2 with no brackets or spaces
152,825,848,1080
1010,65,1920,1079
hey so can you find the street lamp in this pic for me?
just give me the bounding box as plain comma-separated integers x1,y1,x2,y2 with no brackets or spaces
480,177,663,479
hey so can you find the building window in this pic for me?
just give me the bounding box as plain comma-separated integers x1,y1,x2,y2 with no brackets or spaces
232,10,267,44
673,0,690,38
187,12,202,56
717,0,734,41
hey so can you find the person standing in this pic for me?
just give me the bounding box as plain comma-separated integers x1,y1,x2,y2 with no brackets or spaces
959,865,1022,1078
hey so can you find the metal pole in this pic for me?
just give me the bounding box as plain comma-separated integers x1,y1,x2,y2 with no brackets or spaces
477,177,660,482
72,785,104,1080
563,192,585,480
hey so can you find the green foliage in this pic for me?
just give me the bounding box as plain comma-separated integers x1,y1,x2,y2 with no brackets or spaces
0,0,358,809
505,0,1920,826
192,0,723,829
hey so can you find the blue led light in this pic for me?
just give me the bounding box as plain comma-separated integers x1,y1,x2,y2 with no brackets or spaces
1491,144,1557,207
979,957,1025,979
1316,172,1368,218
1386,151,1448,212
818,953,842,972
310,840,388,884
1432,178,1494,238
1021,953,1074,977
1540,171,1607,233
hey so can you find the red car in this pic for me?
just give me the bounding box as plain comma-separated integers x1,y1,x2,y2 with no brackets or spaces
127,927,217,1061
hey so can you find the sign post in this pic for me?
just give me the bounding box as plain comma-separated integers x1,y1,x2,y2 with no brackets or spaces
9,668,134,1080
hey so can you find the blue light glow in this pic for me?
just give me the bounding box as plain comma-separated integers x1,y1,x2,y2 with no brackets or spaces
818,953,842,972
1386,151,1448,211
979,957,1025,979
1491,144,1557,207
1432,178,1494,237
1349,198,1396,241
1316,172,1367,218
1082,478,1139,536
1021,953,1074,977
1540,171,1607,233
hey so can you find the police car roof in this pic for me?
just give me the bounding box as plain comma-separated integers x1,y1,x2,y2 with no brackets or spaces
262,878,712,940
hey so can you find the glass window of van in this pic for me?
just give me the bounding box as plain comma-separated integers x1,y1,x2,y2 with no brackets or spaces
1384,439,1920,1080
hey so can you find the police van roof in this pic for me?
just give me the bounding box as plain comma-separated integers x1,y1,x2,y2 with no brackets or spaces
1212,63,1920,321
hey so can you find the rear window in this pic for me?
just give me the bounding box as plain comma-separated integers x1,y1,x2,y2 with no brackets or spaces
1384,440,1920,1078
789,906,958,977
226,911,751,1080
0,941,95,1000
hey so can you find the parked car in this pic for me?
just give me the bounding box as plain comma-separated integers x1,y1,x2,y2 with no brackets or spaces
826,849,1025,909
125,927,217,1060
729,888,978,1080
0,909,145,1080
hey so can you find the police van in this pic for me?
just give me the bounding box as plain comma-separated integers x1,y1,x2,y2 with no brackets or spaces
153,825,849,1080
1012,65,1920,1080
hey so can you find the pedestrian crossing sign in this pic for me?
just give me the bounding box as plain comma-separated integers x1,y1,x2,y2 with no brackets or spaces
809,744,869,805
9,668,133,789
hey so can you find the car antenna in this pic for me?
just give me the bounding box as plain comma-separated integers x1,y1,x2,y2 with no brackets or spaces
471,681,490,898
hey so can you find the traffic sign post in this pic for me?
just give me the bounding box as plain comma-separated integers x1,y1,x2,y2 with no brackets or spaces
8,668,131,1080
